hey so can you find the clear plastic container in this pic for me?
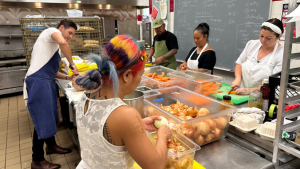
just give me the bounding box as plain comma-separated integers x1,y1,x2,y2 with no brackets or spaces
229,115,259,133
143,66,178,89
167,70,223,98
248,91,263,109
138,76,148,87
147,131,200,169
143,86,236,146
255,122,276,141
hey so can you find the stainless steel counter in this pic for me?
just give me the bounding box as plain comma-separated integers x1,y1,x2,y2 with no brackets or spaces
195,138,273,169
55,81,298,169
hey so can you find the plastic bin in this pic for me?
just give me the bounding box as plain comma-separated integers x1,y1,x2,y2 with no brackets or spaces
167,70,223,98
144,86,236,146
269,71,300,106
143,66,178,89
138,76,148,87
147,131,200,169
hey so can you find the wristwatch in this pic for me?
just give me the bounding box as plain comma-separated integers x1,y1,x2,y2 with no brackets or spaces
65,75,68,80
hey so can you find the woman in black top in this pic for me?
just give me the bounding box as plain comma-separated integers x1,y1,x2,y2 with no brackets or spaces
180,23,216,74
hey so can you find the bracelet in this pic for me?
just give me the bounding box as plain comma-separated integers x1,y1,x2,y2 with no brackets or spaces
65,75,68,80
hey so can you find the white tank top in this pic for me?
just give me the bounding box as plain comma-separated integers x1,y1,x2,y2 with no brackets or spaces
76,94,135,169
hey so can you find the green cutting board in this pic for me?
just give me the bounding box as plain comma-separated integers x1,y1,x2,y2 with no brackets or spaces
217,83,249,105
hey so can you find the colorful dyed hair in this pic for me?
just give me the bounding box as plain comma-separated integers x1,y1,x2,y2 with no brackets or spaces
76,35,146,96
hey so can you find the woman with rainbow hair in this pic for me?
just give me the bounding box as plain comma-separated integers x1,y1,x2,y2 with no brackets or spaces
75,35,172,169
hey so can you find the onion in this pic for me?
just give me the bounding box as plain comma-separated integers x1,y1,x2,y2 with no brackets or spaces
192,127,201,139
194,135,205,145
216,117,228,129
214,128,223,139
154,116,168,129
204,119,217,132
185,128,195,139
180,127,194,139
205,133,215,143
197,108,210,117
199,122,210,136
187,107,197,117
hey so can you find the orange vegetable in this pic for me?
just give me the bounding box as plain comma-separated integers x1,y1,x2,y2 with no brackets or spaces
218,91,223,93
161,77,170,81
219,84,222,88
151,73,157,78
228,91,237,95
145,72,172,82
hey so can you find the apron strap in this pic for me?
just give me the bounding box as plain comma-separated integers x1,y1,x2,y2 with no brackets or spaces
266,42,279,66
188,43,208,61
196,43,208,60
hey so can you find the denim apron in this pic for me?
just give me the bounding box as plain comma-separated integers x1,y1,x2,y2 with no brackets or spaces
25,50,60,139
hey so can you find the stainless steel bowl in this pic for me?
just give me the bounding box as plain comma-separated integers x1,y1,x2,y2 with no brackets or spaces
123,90,145,118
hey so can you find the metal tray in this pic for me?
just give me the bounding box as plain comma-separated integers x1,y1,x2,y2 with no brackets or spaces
289,81,300,91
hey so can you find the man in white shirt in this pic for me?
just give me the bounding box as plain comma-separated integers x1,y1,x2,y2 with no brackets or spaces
24,19,79,169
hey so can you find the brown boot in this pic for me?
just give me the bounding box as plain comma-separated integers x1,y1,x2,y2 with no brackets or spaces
46,144,72,155
31,160,61,169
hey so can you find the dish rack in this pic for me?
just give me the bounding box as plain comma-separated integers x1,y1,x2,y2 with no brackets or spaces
273,0,300,168
20,17,103,68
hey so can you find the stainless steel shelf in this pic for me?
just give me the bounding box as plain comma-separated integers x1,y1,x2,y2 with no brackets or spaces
0,23,20,26
289,67,300,74
273,1,300,168
282,120,300,132
283,107,300,119
286,139,300,149
0,34,22,38
289,53,300,59
285,95,300,103
0,59,26,64
292,38,300,43
279,142,300,159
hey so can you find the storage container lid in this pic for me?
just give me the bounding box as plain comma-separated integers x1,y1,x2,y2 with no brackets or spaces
223,95,231,100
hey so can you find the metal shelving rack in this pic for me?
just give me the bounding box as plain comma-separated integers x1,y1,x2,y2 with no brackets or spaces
273,0,300,168
20,17,103,68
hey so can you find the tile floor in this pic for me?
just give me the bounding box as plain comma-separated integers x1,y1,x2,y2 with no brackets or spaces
0,95,81,169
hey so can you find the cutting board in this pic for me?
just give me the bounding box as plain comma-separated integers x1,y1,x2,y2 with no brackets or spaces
134,161,205,169
217,83,249,105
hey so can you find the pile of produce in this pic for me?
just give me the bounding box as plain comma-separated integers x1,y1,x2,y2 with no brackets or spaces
166,139,193,169
158,100,228,145
180,116,227,145
153,131,193,169
68,62,98,75
144,72,171,82
159,101,210,120
194,81,220,96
